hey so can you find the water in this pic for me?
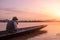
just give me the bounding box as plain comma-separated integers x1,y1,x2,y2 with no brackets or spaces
0,22,60,40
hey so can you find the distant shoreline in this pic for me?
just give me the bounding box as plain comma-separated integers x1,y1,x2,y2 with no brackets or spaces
0,20,60,22
0,21,60,22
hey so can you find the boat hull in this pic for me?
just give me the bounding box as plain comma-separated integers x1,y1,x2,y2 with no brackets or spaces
0,25,47,38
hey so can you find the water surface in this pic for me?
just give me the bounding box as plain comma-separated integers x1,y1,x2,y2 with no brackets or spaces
0,22,60,40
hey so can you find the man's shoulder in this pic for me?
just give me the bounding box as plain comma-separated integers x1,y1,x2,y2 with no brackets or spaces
8,20,13,23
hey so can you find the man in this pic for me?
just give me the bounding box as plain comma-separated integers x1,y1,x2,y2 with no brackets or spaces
6,17,18,33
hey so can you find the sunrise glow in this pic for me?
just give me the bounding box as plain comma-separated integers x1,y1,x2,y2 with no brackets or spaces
0,0,60,20
56,10,60,17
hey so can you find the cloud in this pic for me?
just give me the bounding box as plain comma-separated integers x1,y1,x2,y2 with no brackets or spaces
0,8,27,14
0,8,50,20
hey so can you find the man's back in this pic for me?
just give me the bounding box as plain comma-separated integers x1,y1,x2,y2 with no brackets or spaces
6,21,16,32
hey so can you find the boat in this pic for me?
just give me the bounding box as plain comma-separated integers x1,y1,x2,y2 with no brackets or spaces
0,25,47,38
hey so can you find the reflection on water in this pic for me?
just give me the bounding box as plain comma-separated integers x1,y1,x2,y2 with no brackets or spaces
7,30,47,40
0,22,60,40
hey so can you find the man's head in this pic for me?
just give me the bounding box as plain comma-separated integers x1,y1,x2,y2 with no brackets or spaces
12,17,18,21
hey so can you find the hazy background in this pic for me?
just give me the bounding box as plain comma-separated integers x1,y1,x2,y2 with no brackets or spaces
0,0,60,20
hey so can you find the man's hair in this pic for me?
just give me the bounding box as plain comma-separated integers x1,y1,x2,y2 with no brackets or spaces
12,17,18,20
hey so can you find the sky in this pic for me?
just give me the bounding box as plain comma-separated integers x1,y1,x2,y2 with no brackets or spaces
0,0,60,20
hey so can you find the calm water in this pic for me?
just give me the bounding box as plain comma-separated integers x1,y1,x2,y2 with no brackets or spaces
0,22,60,40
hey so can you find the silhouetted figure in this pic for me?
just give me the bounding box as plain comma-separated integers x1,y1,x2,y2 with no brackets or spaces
6,17,18,33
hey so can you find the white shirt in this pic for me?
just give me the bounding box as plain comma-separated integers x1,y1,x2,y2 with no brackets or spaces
14,21,18,30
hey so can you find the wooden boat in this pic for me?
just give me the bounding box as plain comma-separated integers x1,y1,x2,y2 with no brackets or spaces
0,25,47,38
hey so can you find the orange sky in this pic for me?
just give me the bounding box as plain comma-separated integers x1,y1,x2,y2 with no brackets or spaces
0,0,60,20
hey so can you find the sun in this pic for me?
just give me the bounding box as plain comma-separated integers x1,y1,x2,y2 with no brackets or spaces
56,10,60,17
54,10,60,20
